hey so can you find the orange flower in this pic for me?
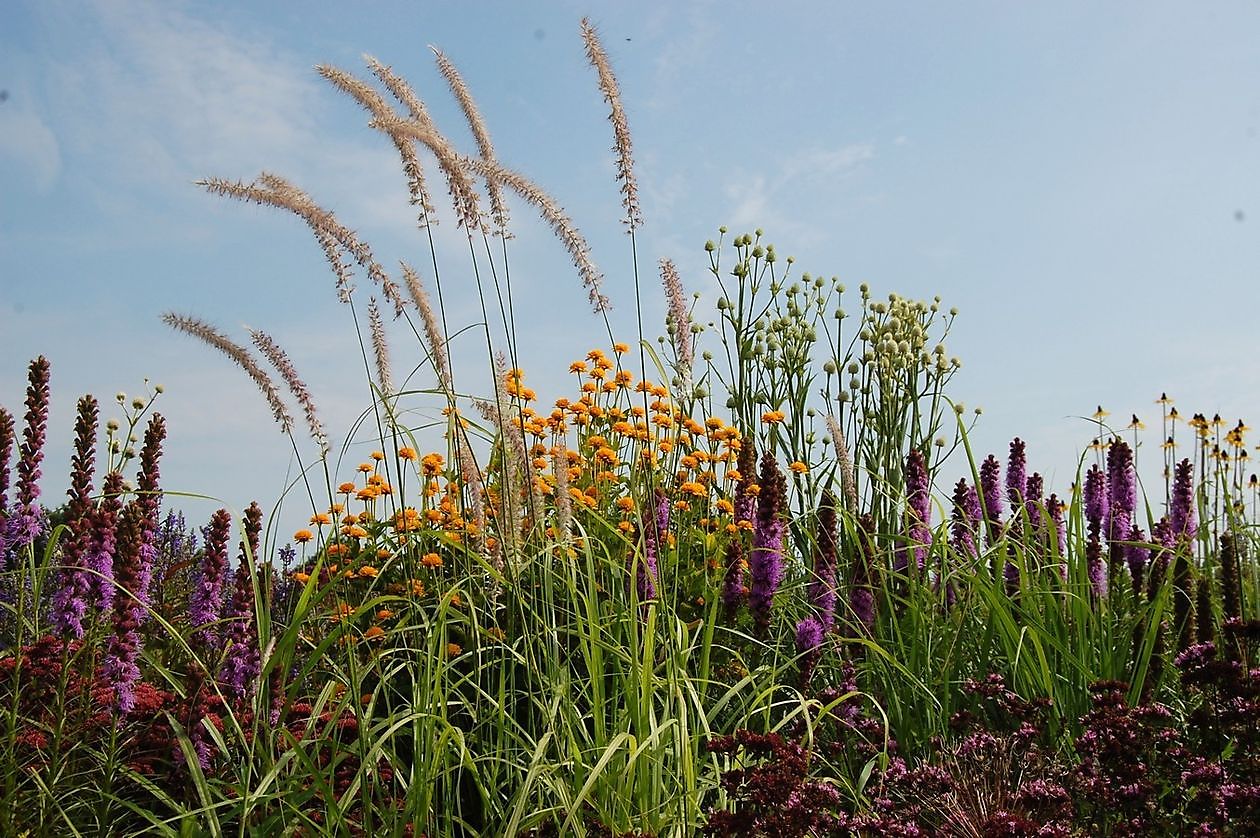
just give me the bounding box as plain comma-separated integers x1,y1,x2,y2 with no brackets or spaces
789,461,808,475
569,361,588,374
293,529,314,543
447,642,462,657
376,609,394,620
364,625,385,640
338,482,357,493
310,513,332,526
421,453,445,476
370,450,385,461
617,520,634,533
615,497,635,512
409,578,426,597
358,565,379,578
292,571,311,584
761,410,786,424
421,552,443,568
357,463,375,473
398,446,418,461
612,342,630,354
326,544,348,558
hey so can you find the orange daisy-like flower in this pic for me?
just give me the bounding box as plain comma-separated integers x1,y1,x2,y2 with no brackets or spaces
617,520,634,533
409,578,426,597
293,529,314,543
398,446,418,461
569,360,588,374
421,552,444,568
613,342,630,354
370,450,385,461
326,544,349,558
357,463,375,473
761,410,786,424
364,625,385,641
357,565,378,578
338,482,357,494
421,453,445,476
310,513,332,526
789,461,808,475
447,643,462,657
376,609,394,620
292,571,311,584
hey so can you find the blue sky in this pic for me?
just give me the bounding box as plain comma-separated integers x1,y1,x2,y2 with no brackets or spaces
3,0,1259,543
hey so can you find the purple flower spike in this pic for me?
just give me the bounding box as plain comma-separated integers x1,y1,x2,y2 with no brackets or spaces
1125,525,1149,595
1083,465,1109,532
5,358,51,559
979,454,1004,544
1006,438,1027,517
849,515,878,633
190,509,233,651
633,489,667,602
1106,439,1135,544
1170,458,1196,542
50,396,99,639
809,492,839,631
85,472,124,617
795,616,825,689
219,502,264,702
950,478,981,558
103,505,147,714
749,453,786,636
721,538,746,616
0,408,13,556
896,448,931,573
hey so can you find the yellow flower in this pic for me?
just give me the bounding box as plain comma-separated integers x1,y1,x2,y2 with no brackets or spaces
1092,406,1109,421
789,461,808,475
761,410,786,424
293,529,314,543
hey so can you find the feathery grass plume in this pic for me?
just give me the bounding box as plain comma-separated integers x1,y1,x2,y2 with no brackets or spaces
163,313,293,435
660,258,692,390
371,108,485,233
51,395,99,638
362,55,439,223
190,509,233,652
463,156,609,313
201,172,406,314
401,262,452,392
367,298,394,397
580,17,641,230
431,47,511,235
321,62,444,231
248,328,327,452
826,414,858,514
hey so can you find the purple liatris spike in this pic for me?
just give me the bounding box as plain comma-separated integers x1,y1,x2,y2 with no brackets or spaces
219,502,264,702
1006,438,1027,517
1086,528,1107,600
633,489,667,601
979,454,1004,544
51,396,99,639
1047,494,1067,577
0,408,13,555
1083,465,1108,533
949,478,981,557
190,509,232,651
1106,439,1135,543
809,492,839,630
85,472,124,616
795,616,825,689
849,515,877,632
5,357,51,559
896,448,931,572
1170,458,1196,542
1126,525,1149,595
132,415,166,622
749,453,786,635
102,504,147,714
721,538,746,616
733,442,756,529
